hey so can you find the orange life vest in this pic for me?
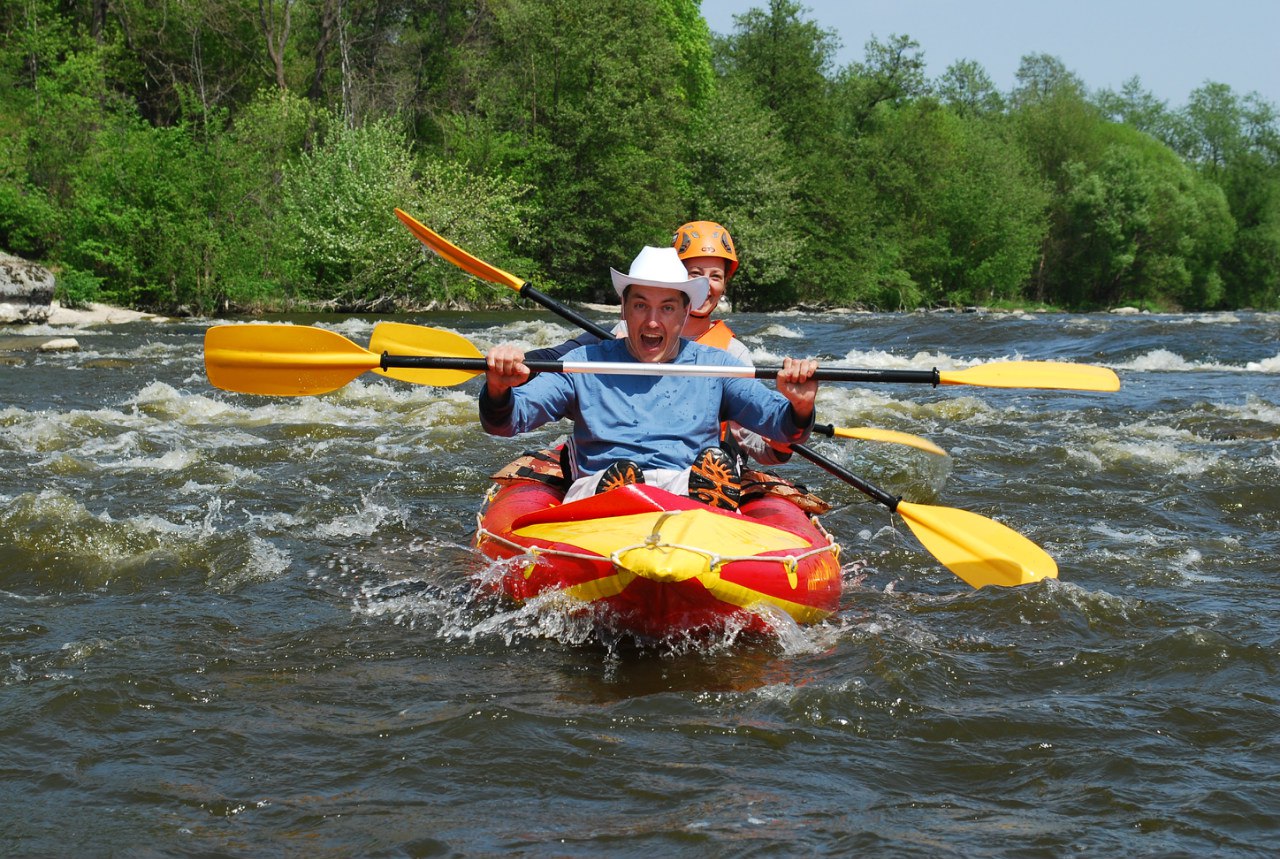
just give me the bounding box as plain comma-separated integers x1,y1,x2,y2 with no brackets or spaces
694,319,735,351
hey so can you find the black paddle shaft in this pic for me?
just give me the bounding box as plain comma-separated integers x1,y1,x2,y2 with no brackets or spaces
519,283,615,340
376,354,942,386
791,443,901,511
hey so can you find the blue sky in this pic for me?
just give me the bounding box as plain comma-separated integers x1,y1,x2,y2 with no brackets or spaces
698,0,1280,109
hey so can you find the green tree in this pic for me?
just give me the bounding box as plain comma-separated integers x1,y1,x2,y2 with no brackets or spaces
1094,76,1172,139
682,73,805,309
210,87,318,309
832,33,930,136
1169,83,1280,307
1011,53,1085,107
280,113,530,308
280,115,422,305
449,0,704,298
1056,131,1233,309
836,101,1048,307
717,0,839,150
937,59,1005,118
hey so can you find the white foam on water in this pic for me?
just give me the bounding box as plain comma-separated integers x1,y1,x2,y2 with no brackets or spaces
1171,548,1226,585
1031,577,1145,623
1087,522,1163,546
809,387,970,432
183,376,453,432
1088,437,1219,476
1163,312,1243,325
1064,315,1116,333
1114,348,1200,371
313,490,404,540
108,448,202,472
1066,448,1104,471
223,535,293,588
243,509,306,532
1,489,280,576
317,317,375,339
130,340,186,358
454,318,593,355
1113,348,1280,373
1244,353,1280,373
0,408,76,454
748,323,806,341
331,380,478,428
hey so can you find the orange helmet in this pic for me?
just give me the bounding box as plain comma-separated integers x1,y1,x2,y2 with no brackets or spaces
673,221,738,278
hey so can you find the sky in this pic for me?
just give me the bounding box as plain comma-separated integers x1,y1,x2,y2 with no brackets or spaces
698,0,1280,109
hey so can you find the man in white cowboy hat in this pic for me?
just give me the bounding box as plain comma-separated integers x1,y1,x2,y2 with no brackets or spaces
480,246,819,506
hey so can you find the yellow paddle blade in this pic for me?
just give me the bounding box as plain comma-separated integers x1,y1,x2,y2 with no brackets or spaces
897,500,1058,588
395,208,524,292
939,361,1120,392
204,325,381,396
368,321,485,387
831,426,948,456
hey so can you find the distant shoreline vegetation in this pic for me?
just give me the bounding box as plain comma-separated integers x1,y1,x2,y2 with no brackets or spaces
1,0,1277,315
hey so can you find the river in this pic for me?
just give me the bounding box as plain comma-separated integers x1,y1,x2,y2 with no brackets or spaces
2,308,1277,856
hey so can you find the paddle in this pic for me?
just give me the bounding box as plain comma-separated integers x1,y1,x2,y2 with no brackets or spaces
204,323,1120,397
812,423,947,457
366,322,1117,392
395,208,613,340
790,443,1057,588
394,210,1118,393
385,214,1053,588
371,321,949,454
367,320,947,455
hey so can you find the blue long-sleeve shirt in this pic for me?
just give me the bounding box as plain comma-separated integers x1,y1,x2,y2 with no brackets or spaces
510,324,792,467
479,338,813,478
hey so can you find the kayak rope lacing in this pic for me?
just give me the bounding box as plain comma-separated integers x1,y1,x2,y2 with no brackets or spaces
475,510,840,590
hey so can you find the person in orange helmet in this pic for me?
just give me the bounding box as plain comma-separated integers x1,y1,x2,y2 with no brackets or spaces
670,220,744,358
668,220,794,469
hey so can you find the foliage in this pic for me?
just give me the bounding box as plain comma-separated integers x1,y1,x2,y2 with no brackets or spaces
937,59,1005,118
681,74,805,309
53,265,103,309
1057,134,1233,308
280,115,420,303
436,0,702,299
0,0,1276,312
718,0,840,149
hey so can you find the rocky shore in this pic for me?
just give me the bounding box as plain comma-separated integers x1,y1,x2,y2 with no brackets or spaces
1,252,167,355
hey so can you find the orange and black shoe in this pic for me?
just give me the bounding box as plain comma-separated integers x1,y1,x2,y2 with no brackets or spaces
595,459,645,495
688,447,741,511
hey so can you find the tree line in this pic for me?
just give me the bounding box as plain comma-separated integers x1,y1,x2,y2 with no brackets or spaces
1,0,1277,313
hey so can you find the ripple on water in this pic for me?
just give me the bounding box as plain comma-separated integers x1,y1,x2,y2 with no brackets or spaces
0,490,291,593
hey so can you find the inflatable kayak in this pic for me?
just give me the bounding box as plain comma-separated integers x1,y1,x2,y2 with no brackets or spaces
473,457,843,638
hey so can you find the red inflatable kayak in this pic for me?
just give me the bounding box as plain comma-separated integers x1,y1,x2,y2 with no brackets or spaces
474,470,843,639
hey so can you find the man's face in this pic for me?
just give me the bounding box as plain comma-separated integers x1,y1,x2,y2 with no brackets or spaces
683,256,727,317
622,284,689,363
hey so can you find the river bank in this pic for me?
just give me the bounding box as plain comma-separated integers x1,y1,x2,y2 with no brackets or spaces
0,301,168,355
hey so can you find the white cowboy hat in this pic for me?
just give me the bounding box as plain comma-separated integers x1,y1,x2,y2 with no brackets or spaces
610,246,709,308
